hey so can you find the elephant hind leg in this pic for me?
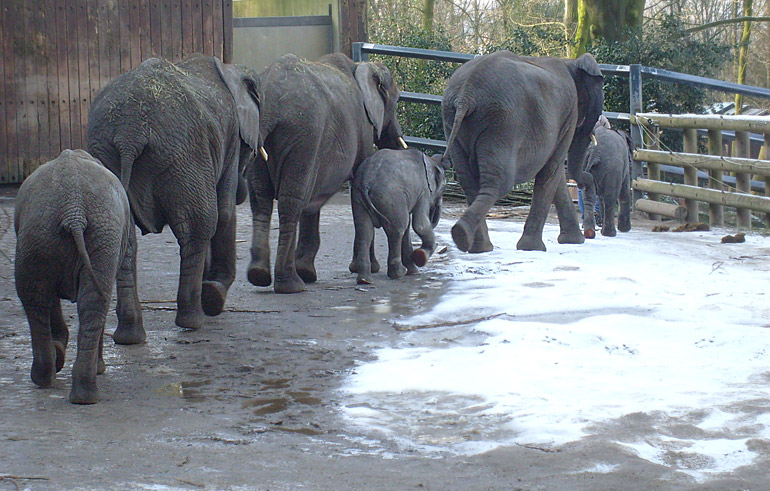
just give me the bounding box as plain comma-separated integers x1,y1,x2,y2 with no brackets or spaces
295,210,320,284
617,176,632,233
69,283,112,404
22,294,57,388
50,299,69,373
247,162,274,287
274,195,306,294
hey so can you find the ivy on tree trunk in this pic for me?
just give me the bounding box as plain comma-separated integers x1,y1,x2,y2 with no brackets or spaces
571,0,646,57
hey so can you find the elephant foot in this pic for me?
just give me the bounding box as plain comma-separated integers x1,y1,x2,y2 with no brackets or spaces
175,309,204,330
558,231,585,245
274,271,306,294
247,261,272,287
618,221,631,233
387,264,407,280
356,274,373,285
97,358,106,375
201,281,227,317
69,379,98,405
113,322,147,345
584,229,596,239
53,340,66,373
406,264,419,276
601,227,617,237
468,240,493,253
296,264,317,284
371,258,381,273
31,360,55,388
517,234,547,251
451,221,472,252
412,248,429,267
348,260,359,274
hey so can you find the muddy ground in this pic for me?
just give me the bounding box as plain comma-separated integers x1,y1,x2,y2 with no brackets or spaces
0,188,766,490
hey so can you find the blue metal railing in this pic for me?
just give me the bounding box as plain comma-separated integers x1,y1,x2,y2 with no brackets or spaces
354,42,770,194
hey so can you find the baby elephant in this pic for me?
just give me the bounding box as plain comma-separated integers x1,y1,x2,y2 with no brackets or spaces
582,116,633,237
15,150,143,404
349,148,448,284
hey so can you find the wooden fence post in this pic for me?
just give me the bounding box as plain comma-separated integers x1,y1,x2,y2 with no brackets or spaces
734,130,751,228
707,129,724,226
683,128,699,222
644,129,661,220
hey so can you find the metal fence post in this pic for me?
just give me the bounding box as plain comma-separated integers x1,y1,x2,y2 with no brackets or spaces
352,42,367,62
629,64,643,203
766,132,770,227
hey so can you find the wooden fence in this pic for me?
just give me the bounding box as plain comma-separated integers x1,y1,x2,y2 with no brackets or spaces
0,0,233,184
631,113,770,229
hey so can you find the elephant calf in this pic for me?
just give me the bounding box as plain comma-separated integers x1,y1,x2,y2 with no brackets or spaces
14,150,143,404
581,116,633,237
349,149,448,284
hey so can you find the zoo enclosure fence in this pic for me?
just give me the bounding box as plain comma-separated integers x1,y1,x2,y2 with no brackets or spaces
353,42,770,229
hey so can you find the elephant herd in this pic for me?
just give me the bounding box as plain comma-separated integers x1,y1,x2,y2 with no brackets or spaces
14,49,633,404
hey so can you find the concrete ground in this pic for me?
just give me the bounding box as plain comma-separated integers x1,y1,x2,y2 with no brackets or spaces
0,187,766,490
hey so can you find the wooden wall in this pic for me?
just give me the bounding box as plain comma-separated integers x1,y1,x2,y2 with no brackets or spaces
0,0,233,184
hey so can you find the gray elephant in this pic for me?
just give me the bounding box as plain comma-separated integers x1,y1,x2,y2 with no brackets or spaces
14,150,141,404
348,149,448,284
247,53,406,293
442,51,604,253
581,116,633,237
87,55,263,330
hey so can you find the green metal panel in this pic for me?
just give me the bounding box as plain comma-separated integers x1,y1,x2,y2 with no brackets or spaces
233,0,335,18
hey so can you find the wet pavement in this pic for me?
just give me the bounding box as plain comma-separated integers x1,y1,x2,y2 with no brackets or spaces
0,188,768,490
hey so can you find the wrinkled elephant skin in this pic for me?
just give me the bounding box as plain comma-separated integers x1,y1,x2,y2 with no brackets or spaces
14,150,142,404
349,149,448,284
247,53,405,293
442,51,604,253
88,55,263,329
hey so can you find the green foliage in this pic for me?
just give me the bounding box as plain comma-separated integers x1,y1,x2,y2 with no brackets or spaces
483,24,566,57
592,15,731,118
370,23,457,143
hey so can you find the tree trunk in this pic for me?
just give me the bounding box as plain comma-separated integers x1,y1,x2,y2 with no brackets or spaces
735,0,754,115
583,0,645,42
571,0,645,57
423,0,435,32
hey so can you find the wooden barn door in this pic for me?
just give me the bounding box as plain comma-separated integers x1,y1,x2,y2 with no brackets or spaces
0,0,233,184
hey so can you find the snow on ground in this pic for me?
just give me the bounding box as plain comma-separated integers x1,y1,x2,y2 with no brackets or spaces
341,219,770,481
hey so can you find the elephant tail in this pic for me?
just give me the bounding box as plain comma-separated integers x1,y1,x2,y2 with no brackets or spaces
116,141,144,189
63,217,109,301
583,144,598,172
355,181,388,229
442,100,472,165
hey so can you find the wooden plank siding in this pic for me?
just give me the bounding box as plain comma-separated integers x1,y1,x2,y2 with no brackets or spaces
0,0,233,184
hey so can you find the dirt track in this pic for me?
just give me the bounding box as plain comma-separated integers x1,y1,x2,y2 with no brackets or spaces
0,188,767,490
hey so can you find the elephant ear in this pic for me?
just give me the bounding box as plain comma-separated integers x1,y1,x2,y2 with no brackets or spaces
214,58,262,155
571,53,604,131
355,62,385,139
422,153,435,194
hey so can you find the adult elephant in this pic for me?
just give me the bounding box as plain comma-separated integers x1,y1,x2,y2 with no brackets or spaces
248,53,406,293
442,51,604,253
88,55,264,331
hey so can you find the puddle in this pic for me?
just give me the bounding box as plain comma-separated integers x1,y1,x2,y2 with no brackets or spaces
242,390,323,415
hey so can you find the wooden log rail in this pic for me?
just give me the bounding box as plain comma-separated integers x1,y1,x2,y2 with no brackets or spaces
630,113,770,228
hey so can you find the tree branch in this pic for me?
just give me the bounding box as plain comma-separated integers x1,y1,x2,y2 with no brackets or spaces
684,16,770,33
